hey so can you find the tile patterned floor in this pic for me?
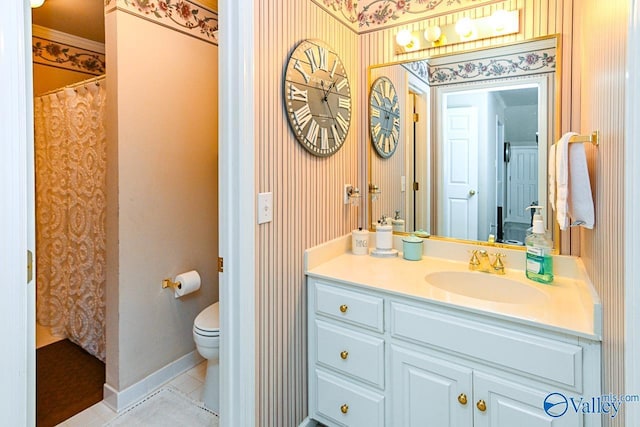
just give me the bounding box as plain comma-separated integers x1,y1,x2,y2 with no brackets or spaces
56,361,209,426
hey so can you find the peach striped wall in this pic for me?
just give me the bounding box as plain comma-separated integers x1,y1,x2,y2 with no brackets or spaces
575,1,628,425
254,1,359,425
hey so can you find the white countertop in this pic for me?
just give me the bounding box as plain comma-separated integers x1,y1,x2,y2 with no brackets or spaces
305,235,602,341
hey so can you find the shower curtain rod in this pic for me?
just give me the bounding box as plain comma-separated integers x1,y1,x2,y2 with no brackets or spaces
37,74,106,98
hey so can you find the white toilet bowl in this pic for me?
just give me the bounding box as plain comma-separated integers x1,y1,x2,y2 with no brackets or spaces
193,302,220,412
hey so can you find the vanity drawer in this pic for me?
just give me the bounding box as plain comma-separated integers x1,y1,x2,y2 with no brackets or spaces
314,369,384,427
315,320,385,389
390,302,583,390
314,281,384,332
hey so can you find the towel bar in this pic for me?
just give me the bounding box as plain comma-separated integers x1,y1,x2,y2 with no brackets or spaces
568,131,599,146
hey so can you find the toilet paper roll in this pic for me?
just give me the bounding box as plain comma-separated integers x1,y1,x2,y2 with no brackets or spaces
174,270,201,298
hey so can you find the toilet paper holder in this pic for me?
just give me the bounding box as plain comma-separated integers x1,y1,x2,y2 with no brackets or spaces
162,278,182,291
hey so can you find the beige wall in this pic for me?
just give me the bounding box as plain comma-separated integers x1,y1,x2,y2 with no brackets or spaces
254,1,359,425
574,0,628,425
105,10,218,390
32,65,90,96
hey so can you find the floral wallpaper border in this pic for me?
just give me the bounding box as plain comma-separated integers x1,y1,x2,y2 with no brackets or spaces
32,36,106,76
106,0,218,45
403,47,556,86
312,0,501,33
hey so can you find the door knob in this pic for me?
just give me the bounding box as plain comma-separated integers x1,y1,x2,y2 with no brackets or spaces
477,399,487,412
339,304,348,313
340,351,349,360
468,189,476,196
340,404,349,414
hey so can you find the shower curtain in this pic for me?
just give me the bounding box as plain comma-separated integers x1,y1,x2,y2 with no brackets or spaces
34,76,107,361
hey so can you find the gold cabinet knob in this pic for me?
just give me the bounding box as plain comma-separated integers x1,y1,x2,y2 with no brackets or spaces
458,393,468,405
477,399,487,412
340,404,349,414
339,304,348,313
340,350,349,360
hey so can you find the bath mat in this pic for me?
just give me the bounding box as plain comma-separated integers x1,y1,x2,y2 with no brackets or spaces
105,387,219,426
36,339,105,427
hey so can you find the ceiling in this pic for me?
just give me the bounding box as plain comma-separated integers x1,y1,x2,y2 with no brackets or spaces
32,0,105,43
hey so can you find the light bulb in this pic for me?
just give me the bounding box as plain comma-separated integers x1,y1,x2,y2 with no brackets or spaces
491,9,509,32
395,30,412,47
31,0,45,8
423,26,442,43
455,17,473,38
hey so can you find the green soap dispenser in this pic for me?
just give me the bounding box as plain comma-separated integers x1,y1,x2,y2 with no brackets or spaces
524,206,554,284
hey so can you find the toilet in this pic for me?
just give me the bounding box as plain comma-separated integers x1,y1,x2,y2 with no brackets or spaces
193,302,220,412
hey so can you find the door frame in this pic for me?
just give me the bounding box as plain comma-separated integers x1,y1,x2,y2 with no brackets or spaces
1,1,35,425
218,1,257,426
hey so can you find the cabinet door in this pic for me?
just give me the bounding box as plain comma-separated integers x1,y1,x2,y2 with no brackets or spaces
390,345,473,427
473,372,580,427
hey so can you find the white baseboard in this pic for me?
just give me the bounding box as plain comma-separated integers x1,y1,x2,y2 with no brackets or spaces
103,350,204,412
298,416,319,427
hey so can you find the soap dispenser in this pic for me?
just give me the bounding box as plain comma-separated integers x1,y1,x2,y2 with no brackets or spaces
524,206,554,284
392,210,405,233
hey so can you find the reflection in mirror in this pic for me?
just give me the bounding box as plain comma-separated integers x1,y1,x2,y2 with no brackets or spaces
369,36,558,248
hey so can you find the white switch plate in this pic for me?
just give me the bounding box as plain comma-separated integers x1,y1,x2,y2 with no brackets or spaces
401,175,406,192
257,192,273,224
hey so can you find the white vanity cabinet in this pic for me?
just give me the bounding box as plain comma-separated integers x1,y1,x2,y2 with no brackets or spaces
307,277,601,427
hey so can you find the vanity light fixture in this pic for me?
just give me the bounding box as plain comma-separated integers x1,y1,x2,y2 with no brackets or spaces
394,9,519,54
31,0,45,8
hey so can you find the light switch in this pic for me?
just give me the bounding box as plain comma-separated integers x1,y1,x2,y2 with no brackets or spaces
257,192,273,224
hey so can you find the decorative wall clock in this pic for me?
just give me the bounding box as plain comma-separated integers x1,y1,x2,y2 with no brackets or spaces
369,76,401,158
284,39,351,157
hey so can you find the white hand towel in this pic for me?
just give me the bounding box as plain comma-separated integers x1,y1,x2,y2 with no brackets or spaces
555,132,577,230
548,142,557,212
567,142,595,228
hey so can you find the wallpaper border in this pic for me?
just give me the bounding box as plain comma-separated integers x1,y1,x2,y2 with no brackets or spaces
105,0,218,45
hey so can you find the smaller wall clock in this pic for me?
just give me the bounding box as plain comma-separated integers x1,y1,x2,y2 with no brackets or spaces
369,76,401,158
283,39,352,157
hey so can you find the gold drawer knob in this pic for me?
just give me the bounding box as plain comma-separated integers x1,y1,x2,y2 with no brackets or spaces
477,399,487,412
339,304,348,313
340,404,349,414
340,350,349,360
458,393,467,405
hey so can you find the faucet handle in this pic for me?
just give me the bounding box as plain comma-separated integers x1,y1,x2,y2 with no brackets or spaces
468,249,480,270
491,253,506,274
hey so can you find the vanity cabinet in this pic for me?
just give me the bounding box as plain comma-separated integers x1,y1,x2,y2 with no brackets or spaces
307,277,601,427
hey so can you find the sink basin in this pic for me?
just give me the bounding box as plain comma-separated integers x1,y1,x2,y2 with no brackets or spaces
425,271,548,304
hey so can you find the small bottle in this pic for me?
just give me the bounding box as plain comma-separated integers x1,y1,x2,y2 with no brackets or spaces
524,206,554,284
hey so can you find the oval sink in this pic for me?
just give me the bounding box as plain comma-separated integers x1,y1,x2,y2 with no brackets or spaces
425,271,548,304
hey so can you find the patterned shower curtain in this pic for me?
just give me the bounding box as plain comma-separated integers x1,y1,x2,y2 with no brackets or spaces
34,77,107,361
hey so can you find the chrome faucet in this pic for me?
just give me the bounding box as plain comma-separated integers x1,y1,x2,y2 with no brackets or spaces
469,250,506,275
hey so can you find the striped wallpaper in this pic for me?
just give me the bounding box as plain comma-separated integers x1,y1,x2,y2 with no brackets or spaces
575,1,628,426
254,1,628,425
254,1,359,425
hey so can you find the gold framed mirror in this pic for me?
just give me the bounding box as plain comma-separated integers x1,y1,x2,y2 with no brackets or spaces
367,35,561,252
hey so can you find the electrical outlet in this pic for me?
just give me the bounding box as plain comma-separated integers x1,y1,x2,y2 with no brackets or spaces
257,192,273,224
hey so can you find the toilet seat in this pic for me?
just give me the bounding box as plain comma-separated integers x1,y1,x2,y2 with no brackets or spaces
194,302,220,337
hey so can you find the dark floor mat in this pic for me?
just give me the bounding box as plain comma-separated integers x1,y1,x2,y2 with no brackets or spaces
37,339,105,427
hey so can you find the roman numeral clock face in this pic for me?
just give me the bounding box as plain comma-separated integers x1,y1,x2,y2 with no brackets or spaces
284,39,351,157
369,76,401,158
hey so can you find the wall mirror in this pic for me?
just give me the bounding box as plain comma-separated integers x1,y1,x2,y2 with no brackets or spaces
368,36,559,249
